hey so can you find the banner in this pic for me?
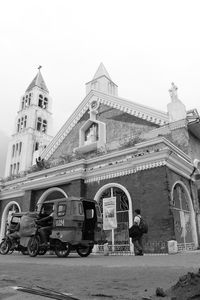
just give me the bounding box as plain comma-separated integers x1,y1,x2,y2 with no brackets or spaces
103,197,117,230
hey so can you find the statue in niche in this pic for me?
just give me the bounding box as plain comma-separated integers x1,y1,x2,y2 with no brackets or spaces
169,82,178,102
85,123,98,144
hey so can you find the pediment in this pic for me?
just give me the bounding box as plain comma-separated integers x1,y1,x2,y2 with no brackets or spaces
42,90,169,160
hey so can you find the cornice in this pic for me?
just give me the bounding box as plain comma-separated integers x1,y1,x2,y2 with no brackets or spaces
0,189,25,200
0,138,193,196
93,90,168,124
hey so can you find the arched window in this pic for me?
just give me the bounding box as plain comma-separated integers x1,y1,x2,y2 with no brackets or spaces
37,117,42,131
42,120,47,133
20,117,24,130
17,162,20,174
17,119,20,132
38,94,43,108
24,115,27,128
171,182,195,251
10,164,13,176
12,145,15,157
16,143,18,156
98,186,129,250
35,142,39,151
22,97,25,109
13,163,16,174
19,142,22,155
28,93,32,105
44,97,48,109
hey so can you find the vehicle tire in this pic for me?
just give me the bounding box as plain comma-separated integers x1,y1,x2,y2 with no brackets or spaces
27,236,39,257
77,246,93,257
0,239,11,255
55,242,71,258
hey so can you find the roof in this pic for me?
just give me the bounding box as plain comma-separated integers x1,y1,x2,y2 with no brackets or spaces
93,62,111,80
26,70,49,93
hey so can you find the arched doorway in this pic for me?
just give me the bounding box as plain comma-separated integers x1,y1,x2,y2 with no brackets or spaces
0,201,21,242
171,181,198,250
95,183,133,252
36,187,68,211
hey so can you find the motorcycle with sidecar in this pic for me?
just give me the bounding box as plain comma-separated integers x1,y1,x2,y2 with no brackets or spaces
27,197,104,258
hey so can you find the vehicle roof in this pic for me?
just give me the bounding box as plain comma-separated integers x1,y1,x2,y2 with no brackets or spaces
11,212,38,217
11,212,27,217
42,197,97,204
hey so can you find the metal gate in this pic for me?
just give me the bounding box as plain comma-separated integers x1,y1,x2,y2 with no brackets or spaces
171,183,194,251
99,186,130,253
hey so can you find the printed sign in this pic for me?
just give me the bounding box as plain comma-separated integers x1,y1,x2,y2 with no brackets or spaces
103,197,117,230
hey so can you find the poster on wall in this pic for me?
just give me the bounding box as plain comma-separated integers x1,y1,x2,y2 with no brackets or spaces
103,197,117,230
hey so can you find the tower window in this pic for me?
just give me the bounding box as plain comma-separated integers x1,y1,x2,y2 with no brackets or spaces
44,97,48,109
12,145,15,157
19,142,22,155
17,162,20,174
10,164,13,176
36,117,47,133
42,120,47,133
17,116,27,132
17,119,20,132
24,115,27,128
16,143,18,155
20,117,24,130
13,163,16,174
37,117,42,131
38,94,48,109
28,93,32,105
35,142,39,151
25,95,28,107
22,97,25,109
38,94,43,108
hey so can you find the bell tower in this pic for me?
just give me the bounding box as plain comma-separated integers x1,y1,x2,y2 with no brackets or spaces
85,63,118,96
4,67,53,177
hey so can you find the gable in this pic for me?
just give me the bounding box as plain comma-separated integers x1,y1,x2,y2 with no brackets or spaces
48,103,160,165
42,90,168,161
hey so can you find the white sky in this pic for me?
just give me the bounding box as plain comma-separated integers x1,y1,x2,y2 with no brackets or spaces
1,0,200,136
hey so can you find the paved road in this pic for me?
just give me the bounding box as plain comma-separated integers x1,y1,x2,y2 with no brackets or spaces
0,251,199,299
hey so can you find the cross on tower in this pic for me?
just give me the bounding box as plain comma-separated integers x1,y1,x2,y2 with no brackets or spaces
38,65,42,70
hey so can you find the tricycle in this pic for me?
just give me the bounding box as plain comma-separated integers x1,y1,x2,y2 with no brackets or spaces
27,197,104,258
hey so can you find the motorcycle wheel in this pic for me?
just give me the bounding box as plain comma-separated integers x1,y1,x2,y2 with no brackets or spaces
55,242,71,258
27,236,39,257
0,239,11,255
76,246,93,257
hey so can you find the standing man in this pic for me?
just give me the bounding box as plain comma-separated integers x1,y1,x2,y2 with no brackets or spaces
132,209,143,256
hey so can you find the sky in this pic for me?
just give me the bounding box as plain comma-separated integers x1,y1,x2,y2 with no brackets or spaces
1,0,200,137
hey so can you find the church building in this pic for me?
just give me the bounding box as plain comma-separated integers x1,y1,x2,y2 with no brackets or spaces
1,63,200,254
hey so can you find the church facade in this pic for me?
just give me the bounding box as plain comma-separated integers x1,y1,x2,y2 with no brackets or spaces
1,64,200,254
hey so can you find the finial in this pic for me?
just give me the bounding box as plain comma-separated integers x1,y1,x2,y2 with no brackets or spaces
169,82,178,102
38,65,42,70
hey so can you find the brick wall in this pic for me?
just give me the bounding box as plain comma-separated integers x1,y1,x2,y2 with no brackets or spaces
50,104,158,161
85,166,175,253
